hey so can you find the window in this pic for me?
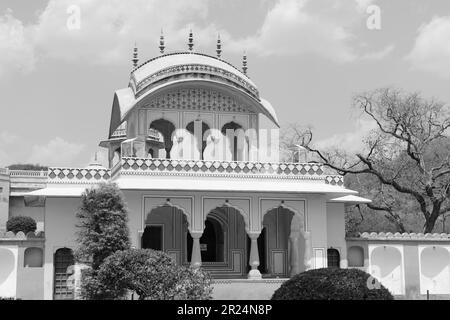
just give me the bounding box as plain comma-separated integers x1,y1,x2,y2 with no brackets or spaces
24,247,43,268
221,121,243,161
53,248,74,300
149,119,176,158
142,225,163,251
327,248,340,268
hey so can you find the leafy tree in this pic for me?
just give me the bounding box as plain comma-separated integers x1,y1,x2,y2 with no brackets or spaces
284,88,450,233
94,249,212,300
6,216,37,234
75,182,131,269
75,183,131,299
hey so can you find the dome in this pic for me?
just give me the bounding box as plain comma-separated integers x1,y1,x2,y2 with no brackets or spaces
108,51,279,137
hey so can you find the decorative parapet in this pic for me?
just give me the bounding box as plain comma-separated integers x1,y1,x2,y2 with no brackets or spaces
0,168,8,175
47,168,111,183
9,170,47,177
349,232,450,241
324,175,344,186
0,230,45,240
111,128,126,138
118,157,344,184
134,62,259,99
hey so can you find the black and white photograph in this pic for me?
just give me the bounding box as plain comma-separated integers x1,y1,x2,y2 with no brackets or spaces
0,0,449,314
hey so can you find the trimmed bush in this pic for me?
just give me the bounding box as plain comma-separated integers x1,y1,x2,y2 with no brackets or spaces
271,268,394,300
6,216,37,234
91,249,212,300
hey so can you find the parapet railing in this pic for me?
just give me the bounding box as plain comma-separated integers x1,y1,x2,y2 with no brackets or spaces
9,170,48,177
117,157,345,185
47,167,111,183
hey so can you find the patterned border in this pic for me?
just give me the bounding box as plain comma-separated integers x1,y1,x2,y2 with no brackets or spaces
354,232,450,241
47,168,111,183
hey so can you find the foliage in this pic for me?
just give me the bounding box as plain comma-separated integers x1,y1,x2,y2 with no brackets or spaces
271,268,393,300
7,164,48,171
75,182,131,270
90,249,212,300
284,88,450,233
6,216,37,234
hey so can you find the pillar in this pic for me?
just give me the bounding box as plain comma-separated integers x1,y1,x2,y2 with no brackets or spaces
247,232,262,279
303,231,312,270
190,231,202,269
289,234,301,276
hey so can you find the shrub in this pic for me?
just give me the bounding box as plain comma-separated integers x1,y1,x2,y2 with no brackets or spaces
6,216,37,234
271,268,394,300
93,249,212,300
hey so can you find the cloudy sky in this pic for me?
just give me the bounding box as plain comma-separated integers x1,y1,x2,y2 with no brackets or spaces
0,0,449,167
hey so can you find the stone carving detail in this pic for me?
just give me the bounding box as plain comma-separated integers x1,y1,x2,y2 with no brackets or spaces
142,88,253,114
324,175,344,186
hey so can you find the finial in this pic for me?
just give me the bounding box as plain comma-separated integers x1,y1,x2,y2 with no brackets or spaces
242,51,248,75
132,42,139,68
159,29,165,54
94,152,98,162
188,29,194,51
216,33,222,58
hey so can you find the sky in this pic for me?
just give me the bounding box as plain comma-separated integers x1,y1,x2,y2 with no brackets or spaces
0,0,450,167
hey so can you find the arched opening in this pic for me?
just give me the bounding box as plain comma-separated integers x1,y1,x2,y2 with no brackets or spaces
186,120,210,159
53,248,74,300
149,119,176,158
221,121,243,161
327,248,340,268
24,247,43,268
348,246,364,267
187,216,225,262
144,205,189,265
263,207,299,277
371,246,403,295
420,246,450,294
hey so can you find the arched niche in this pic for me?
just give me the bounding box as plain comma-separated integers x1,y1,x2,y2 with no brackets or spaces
370,245,403,295
149,118,176,158
24,247,43,268
348,246,364,267
186,120,211,158
420,246,450,295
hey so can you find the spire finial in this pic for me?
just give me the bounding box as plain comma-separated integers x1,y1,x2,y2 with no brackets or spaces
242,51,248,75
216,33,222,58
132,42,139,68
159,29,165,54
188,29,194,51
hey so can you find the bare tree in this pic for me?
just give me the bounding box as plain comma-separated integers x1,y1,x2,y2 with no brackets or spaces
287,88,450,233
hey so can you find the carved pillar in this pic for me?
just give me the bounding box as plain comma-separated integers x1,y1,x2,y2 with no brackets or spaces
289,234,301,276
303,231,312,271
190,232,203,269
247,232,262,279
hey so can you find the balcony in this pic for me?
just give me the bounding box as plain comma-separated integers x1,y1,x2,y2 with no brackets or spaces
115,157,344,185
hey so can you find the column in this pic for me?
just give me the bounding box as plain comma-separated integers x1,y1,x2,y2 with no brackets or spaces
190,232,202,269
289,234,301,276
247,232,262,279
303,231,312,271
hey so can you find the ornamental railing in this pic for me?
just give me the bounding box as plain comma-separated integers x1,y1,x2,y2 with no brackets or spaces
111,128,127,138
47,167,111,183
9,170,48,177
118,157,344,185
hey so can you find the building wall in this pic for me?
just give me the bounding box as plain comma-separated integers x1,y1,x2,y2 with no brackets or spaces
43,197,80,300
326,202,347,267
0,172,9,231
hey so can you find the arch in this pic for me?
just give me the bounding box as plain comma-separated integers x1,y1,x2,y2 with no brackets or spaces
149,118,176,158
370,246,403,295
348,246,364,267
145,201,191,231
186,120,211,158
327,248,340,268
221,121,244,161
24,247,43,268
53,248,75,300
420,246,450,294
205,203,249,233
0,248,15,288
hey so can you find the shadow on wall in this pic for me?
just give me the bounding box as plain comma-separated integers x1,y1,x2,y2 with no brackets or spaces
0,248,15,295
